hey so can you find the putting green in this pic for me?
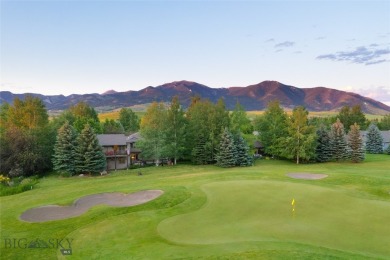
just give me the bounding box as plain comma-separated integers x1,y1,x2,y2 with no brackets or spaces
158,180,390,258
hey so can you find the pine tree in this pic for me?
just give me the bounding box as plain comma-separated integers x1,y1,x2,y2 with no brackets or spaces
76,124,106,174
216,128,236,168
330,119,349,161
366,123,383,154
52,122,78,175
316,125,332,162
348,123,365,163
234,134,252,166
385,144,390,155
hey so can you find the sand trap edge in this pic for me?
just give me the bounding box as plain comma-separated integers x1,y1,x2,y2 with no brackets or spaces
20,190,163,223
287,173,328,180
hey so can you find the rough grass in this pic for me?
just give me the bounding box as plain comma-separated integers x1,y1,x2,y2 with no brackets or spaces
1,155,389,259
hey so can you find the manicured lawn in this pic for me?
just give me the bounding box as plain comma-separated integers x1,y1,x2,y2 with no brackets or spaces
1,155,389,259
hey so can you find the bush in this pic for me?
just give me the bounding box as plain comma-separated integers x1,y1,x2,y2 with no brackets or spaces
0,176,38,196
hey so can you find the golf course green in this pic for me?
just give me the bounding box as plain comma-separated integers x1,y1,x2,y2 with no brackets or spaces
1,154,389,259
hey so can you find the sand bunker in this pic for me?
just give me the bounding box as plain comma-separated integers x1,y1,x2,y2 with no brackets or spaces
20,190,163,223
287,173,328,180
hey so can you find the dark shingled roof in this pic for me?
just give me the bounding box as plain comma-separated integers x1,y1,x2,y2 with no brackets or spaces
97,134,127,146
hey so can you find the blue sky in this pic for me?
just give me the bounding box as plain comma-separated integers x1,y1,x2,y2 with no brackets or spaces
1,1,390,105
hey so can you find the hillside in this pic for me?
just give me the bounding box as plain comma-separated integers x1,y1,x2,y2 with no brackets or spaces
1,80,389,114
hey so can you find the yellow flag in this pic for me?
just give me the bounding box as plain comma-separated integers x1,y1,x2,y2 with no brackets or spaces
291,198,295,206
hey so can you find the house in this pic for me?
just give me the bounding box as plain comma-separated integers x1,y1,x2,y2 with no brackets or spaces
360,130,390,150
97,133,142,171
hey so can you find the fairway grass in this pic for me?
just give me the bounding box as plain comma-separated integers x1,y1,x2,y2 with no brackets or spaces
159,180,390,257
1,155,390,259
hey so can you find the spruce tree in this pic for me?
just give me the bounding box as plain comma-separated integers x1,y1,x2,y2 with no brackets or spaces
316,125,332,162
366,123,383,154
76,124,106,174
216,128,236,168
385,145,390,155
234,134,252,166
330,119,349,161
52,121,78,175
348,123,365,163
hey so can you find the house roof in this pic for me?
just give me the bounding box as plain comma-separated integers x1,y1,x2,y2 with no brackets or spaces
97,134,127,146
127,132,142,143
254,140,264,148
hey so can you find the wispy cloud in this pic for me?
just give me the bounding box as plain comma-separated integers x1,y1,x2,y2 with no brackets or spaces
352,86,390,105
315,36,326,40
316,45,390,65
274,41,295,48
265,38,274,42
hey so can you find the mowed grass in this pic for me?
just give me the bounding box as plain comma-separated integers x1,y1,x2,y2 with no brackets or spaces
1,155,390,259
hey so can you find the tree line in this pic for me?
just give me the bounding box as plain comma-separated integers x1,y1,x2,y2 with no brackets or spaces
137,96,253,167
0,97,141,177
253,101,389,164
1,95,389,177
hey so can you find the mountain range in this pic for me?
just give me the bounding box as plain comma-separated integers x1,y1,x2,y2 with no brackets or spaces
1,80,389,114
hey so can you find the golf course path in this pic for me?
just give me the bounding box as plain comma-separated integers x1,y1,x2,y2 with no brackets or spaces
287,173,328,180
20,190,163,223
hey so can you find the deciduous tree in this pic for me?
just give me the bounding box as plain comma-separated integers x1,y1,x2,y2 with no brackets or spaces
119,108,140,133
230,102,253,134
162,96,187,165
253,100,288,157
138,102,166,165
280,106,317,164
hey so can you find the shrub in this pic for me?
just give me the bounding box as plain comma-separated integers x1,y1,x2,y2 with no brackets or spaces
0,176,38,196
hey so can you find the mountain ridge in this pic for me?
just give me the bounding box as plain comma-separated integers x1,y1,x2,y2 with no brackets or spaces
1,80,389,114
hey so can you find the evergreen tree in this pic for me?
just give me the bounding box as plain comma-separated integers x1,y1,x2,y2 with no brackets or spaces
316,125,332,162
385,144,390,155
216,128,236,168
52,121,78,175
330,119,349,161
234,133,252,166
75,124,106,174
348,123,365,163
366,123,383,154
